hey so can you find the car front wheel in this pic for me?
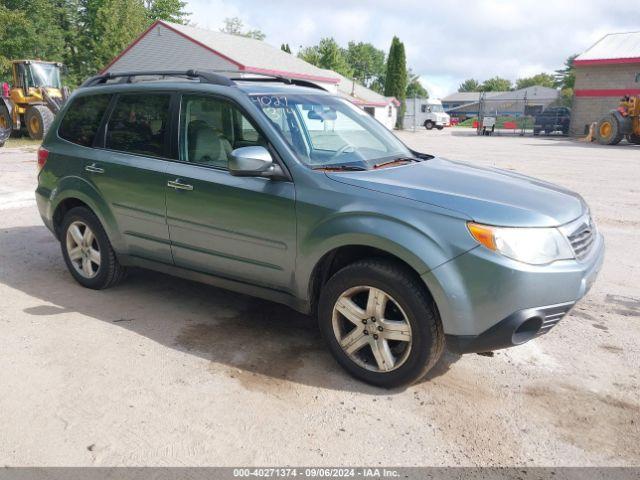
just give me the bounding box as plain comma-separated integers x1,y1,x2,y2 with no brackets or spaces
318,259,444,388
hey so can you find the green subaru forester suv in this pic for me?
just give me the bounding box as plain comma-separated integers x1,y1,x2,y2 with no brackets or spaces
36,71,604,387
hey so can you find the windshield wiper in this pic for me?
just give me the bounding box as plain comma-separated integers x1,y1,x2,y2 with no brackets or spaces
373,157,419,169
313,164,368,172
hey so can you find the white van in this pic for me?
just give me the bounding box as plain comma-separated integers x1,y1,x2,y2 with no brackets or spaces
405,99,450,130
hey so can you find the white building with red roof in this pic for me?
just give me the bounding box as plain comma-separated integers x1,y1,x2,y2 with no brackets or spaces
570,31,640,135
102,21,398,129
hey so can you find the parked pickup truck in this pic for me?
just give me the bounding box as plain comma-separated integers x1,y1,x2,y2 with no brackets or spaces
534,106,571,135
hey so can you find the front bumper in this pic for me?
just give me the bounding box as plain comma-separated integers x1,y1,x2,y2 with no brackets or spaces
422,232,605,353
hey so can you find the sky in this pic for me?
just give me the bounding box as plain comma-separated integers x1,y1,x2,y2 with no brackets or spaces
185,0,639,98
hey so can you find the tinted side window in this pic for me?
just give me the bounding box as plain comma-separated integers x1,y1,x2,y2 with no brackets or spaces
106,94,170,157
179,95,265,168
58,95,111,147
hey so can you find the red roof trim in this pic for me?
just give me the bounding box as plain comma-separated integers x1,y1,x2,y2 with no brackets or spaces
101,21,163,73
242,66,339,84
157,21,244,68
101,20,245,73
575,88,640,97
574,57,640,66
348,98,396,108
101,20,340,86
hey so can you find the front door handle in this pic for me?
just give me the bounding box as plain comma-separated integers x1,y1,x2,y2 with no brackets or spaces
167,179,194,191
85,163,104,174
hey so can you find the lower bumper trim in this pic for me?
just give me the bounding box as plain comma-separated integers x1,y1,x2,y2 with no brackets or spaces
446,301,575,354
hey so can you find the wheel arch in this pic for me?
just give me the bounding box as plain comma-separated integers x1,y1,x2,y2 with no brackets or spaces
49,178,123,250
307,243,439,317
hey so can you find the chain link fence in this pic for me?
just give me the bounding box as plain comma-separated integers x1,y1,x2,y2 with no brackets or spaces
447,87,565,136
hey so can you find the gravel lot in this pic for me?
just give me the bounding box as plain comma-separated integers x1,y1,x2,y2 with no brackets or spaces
0,129,638,466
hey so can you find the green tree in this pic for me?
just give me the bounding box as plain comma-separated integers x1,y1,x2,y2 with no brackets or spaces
0,6,35,78
220,17,265,40
298,38,353,78
384,36,408,128
458,78,480,92
555,54,577,90
345,41,385,87
515,72,555,89
558,87,574,108
0,0,66,80
87,0,148,79
144,0,189,23
406,70,428,98
298,45,321,65
280,43,291,53
480,76,512,92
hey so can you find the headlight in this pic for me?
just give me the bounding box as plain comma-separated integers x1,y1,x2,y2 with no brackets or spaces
467,222,574,265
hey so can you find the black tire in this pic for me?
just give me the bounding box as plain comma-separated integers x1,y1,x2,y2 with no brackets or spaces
627,134,640,145
318,258,444,388
424,120,434,130
25,105,54,140
60,207,127,289
436,126,444,130
0,103,12,137
596,114,623,145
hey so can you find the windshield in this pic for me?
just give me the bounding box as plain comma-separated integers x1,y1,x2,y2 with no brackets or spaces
425,104,444,113
250,93,412,169
28,63,62,88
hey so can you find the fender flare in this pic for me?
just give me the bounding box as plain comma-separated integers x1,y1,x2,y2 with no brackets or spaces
295,212,453,300
49,176,125,250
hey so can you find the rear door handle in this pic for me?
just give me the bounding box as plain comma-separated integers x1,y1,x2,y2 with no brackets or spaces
167,179,194,191
85,163,104,174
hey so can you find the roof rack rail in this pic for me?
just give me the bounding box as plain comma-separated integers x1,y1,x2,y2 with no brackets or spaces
80,70,235,88
226,73,327,91
81,69,328,91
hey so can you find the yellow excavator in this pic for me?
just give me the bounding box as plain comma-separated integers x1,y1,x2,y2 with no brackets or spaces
0,60,69,145
595,95,640,145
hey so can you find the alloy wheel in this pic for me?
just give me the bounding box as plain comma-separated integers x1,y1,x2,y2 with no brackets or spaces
332,286,412,372
65,221,101,279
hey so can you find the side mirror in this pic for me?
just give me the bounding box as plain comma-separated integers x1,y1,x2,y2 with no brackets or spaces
228,146,286,179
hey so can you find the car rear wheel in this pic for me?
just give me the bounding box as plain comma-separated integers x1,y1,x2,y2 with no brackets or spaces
318,258,444,388
60,207,127,289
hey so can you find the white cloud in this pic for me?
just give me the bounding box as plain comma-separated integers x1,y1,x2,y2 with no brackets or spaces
184,0,638,95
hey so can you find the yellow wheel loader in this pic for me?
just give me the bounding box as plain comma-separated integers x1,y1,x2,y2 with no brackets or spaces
0,60,69,145
595,95,640,145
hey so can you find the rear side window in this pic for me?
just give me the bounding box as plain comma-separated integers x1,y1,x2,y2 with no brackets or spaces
105,94,171,157
58,95,111,147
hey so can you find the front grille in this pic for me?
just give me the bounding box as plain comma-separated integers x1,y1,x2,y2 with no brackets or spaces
535,302,574,337
565,215,596,260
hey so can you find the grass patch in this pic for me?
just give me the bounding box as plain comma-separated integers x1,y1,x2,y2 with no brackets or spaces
2,137,41,149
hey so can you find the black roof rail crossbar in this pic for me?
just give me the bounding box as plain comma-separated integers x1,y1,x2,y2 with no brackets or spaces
230,75,327,91
80,68,328,91
80,70,235,88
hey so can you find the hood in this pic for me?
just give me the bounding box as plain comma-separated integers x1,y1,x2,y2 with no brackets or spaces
326,157,585,227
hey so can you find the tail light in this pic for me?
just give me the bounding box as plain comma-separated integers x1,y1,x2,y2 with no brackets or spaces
37,147,49,172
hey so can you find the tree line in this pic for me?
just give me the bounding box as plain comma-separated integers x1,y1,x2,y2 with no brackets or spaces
457,55,577,106
0,0,189,86
288,36,427,128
